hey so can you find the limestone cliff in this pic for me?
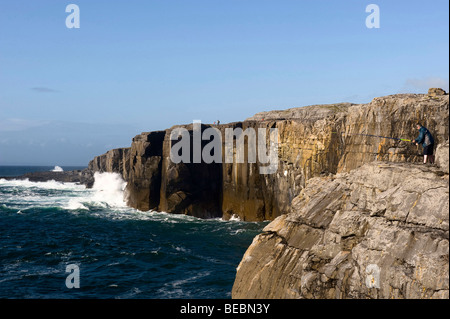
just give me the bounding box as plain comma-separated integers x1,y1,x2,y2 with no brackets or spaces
232,161,449,299
125,131,165,212
87,91,449,222
159,124,223,219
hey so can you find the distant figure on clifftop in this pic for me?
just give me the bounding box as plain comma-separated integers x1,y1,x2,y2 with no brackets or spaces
414,123,435,164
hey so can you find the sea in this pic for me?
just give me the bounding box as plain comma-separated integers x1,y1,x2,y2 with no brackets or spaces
0,166,268,299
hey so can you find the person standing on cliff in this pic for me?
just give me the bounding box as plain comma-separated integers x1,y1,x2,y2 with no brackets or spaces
414,123,435,164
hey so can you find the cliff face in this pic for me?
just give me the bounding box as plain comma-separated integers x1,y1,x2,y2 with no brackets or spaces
126,131,165,212
337,94,449,172
232,162,449,299
87,92,449,221
88,147,130,180
159,124,223,219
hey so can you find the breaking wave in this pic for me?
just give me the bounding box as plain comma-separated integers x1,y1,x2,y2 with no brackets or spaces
0,172,127,212
65,172,127,210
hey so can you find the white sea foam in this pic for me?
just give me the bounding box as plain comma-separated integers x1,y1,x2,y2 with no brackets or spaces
231,229,245,235
0,172,128,212
171,271,211,287
63,172,128,210
0,178,84,191
90,172,127,208
229,214,241,222
65,199,89,210
156,271,211,298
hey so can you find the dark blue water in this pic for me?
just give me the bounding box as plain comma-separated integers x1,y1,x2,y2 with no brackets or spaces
0,168,267,299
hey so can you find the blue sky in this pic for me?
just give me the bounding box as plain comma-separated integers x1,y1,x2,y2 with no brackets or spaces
0,0,449,165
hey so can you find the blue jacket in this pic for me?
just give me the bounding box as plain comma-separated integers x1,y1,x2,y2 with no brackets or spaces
415,126,434,147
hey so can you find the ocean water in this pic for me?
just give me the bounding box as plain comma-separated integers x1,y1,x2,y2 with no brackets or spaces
0,166,268,299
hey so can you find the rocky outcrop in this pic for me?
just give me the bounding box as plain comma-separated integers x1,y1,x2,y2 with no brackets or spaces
428,87,447,97
88,147,131,179
247,103,354,121
125,131,165,211
436,140,449,174
0,169,95,187
337,94,449,172
232,162,449,299
86,92,448,221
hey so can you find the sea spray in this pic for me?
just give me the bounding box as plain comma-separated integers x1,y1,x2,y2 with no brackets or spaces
0,172,128,211
91,172,127,208
0,178,87,210
65,172,127,210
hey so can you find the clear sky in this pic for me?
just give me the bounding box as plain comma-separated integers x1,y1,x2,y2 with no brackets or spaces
0,0,449,165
